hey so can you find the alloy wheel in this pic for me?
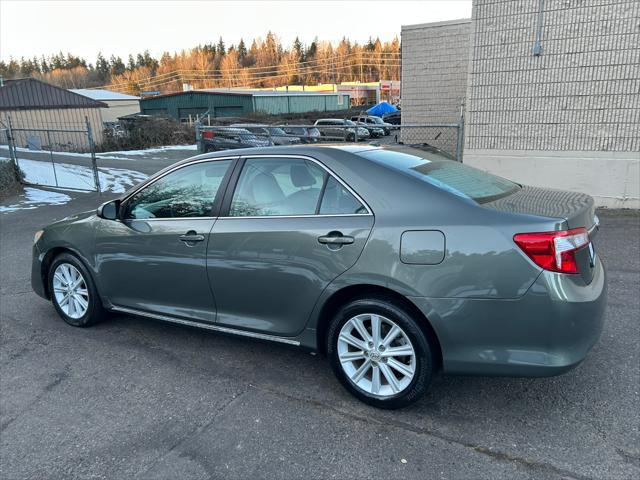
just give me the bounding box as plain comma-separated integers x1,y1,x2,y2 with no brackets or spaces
337,313,416,398
52,263,89,319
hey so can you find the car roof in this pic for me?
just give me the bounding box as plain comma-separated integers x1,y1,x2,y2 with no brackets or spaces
214,127,252,133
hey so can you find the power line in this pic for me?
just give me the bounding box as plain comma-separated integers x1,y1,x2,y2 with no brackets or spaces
98,51,401,90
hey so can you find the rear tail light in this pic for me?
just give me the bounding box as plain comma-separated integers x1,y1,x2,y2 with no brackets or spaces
202,131,215,140
513,227,590,274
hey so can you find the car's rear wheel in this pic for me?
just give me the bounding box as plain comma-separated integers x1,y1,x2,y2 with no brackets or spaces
48,253,105,327
327,298,434,409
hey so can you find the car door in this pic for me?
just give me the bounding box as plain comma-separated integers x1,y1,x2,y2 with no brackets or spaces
94,157,236,322
207,155,374,337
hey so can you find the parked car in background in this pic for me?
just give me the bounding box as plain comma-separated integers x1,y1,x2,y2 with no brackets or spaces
314,119,370,141
33,144,605,409
282,125,322,143
353,121,385,138
231,124,301,145
351,115,393,135
382,111,401,126
200,127,272,152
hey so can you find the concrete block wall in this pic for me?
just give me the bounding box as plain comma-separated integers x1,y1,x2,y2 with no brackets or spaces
401,19,472,125
463,0,639,207
401,19,472,155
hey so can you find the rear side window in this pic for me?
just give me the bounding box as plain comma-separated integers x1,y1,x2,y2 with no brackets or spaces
359,149,520,203
230,158,325,216
228,157,369,217
319,177,367,215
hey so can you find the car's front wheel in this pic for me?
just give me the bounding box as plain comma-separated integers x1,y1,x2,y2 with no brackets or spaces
48,253,105,327
327,297,434,409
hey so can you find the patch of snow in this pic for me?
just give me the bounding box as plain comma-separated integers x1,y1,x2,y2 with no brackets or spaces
0,145,131,161
0,187,72,213
99,144,198,156
0,143,197,160
15,158,147,193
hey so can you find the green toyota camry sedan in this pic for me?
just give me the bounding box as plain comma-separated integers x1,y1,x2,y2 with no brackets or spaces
32,145,606,409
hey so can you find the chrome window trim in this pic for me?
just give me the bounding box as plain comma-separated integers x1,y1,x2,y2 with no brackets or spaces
219,214,372,220
124,216,219,222
225,153,374,218
110,306,300,346
120,155,238,220
121,155,239,204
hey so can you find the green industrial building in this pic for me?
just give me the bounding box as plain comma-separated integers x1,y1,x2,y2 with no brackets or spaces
139,89,351,121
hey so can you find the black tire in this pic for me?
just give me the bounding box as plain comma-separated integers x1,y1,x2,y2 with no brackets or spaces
327,297,434,409
347,133,355,142
48,253,106,327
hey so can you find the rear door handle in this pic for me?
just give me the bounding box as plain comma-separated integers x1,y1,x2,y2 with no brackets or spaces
318,232,354,245
179,231,205,244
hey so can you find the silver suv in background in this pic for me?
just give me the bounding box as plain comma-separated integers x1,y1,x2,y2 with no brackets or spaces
314,119,370,141
231,124,301,145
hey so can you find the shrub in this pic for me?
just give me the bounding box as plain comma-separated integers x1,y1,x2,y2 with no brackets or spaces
0,160,24,199
98,116,195,152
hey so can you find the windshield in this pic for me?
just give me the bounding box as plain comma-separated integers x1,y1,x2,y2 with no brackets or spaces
372,117,383,124
345,120,357,126
358,149,520,204
269,127,287,135
286,127,305,134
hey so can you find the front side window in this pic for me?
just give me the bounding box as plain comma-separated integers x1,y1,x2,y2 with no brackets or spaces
230,158,325,216
124,160,232,219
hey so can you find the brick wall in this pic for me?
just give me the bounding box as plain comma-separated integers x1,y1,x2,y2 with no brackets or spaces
465,0,640,152
401,19,472,124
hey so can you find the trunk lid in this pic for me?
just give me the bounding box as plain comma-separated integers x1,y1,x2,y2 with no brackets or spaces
484,186,599,283
484,185,596,230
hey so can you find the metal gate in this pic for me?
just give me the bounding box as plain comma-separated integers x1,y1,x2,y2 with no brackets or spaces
0,116,102,192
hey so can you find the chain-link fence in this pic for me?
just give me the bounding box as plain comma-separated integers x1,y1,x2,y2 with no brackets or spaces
195,118,464,161
0,116,101,192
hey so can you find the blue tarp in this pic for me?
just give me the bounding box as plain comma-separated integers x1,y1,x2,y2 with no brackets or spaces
366,101,398,117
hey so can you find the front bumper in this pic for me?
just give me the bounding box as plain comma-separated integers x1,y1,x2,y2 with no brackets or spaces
410,257,607,376
31,244,48,299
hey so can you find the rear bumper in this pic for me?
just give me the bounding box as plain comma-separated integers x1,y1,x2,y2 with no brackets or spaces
410,257,607,376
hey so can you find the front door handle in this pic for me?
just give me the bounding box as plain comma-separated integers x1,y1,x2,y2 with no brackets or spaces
318,231,355,246
179,231,205,244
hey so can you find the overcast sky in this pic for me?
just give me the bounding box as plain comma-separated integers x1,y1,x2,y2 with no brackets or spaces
0,0,471,62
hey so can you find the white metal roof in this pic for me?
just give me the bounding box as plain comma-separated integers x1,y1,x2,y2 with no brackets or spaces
69,89,140,101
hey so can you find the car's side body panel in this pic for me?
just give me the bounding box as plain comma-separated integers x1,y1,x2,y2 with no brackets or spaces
207,215,373,336
93,217,217,322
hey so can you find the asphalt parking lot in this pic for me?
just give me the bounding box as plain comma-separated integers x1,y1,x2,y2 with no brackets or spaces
0,153,639,479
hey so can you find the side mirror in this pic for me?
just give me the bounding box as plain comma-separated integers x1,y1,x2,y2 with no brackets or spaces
97,199,120,220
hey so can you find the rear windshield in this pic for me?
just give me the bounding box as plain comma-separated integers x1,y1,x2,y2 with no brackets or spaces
358,149,520,204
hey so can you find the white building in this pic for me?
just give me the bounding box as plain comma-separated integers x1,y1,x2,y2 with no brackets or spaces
70,89,140,124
